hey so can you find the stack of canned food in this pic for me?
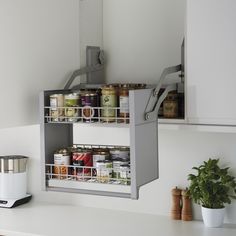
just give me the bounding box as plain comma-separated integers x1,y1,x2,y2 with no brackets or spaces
48,83,146,123
52,145,131,185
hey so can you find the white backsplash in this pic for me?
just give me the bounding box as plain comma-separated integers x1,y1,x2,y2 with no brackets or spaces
0,124,236,223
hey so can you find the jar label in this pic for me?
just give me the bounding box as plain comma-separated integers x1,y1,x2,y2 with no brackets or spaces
120,96,129,113
101,95,117,117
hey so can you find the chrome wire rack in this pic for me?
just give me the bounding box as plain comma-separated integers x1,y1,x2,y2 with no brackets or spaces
44,106,130,124
46,164,131,186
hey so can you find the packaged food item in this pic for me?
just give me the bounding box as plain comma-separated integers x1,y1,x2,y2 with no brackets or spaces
163,92,179,118
119,147,130,160
72,150,93,178
119,84,129,123
80,90,99,122
110,147,130,160
92,150,110,167
101,85,117,122
112,158,129,179
73,159,84,180
50,94,64,122
96,160,112,183
119,164,131,185
64,93,80,122
54,149,70,179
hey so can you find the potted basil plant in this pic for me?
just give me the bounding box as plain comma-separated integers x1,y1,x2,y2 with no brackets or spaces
188,158,236,227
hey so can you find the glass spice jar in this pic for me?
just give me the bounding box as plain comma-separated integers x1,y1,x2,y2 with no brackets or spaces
119,84,129,123
101,85,117,122
163,92,179,118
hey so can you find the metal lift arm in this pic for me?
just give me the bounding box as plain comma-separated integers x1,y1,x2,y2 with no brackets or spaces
144,64,182,121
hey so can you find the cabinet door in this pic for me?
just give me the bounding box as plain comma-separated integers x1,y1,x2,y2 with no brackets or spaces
186,0,236,125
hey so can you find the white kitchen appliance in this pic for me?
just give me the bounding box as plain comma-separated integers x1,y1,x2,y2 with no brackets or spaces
0,155,32,208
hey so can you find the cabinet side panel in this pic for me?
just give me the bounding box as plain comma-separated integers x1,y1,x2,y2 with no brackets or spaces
130,89,159,199
131,123,158,190
129,89,156,125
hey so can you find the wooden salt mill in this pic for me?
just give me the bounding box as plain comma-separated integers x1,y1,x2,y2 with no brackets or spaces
181,188,193,221
171,187,182,220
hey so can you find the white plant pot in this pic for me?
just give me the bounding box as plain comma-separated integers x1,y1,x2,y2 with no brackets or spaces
201,206,225,228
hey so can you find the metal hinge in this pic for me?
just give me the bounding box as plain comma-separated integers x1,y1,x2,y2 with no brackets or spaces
64,46,105,90
144,64,182,121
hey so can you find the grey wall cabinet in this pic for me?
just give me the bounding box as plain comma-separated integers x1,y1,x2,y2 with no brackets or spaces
40,88,158,199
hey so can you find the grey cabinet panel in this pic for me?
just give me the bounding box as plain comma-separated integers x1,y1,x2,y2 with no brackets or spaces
41,88,159,200
129,89,158,199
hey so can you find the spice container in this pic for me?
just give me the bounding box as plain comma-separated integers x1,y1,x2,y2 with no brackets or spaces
171,187,182,220
109,147,130,160
109,84,121,109
181,189,192,221
64,93,80,122
96,160,113,183
112,158,130,179
119,164,131,185
119,84,129,123
50,94,64,122
80,90,99,122
119,147,130,160
72,150,93,178
101,85,117,122
54,149,70,179
163,92,178,118
92,150,110,167
73,160,84,180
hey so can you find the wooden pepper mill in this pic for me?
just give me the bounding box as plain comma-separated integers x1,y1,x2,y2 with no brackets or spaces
181,189,193,221
171,187,182,220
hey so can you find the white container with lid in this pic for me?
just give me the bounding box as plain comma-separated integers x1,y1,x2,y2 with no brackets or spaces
0,155,28,200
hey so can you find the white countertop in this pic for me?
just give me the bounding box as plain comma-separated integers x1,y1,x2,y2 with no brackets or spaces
0,202,236,236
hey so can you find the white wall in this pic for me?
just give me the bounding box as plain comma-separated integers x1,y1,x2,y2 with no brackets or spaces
103,0,186,83
1,0,236,225
1,125,236,224
79,0,103,68
0,0,80,128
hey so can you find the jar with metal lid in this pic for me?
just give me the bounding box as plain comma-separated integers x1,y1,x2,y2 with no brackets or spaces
80,90,99,122
119,84,129,123
92,150,110,168
163,92,179,118
112,158,130,179
119,147,130,159
109,147,130,160
96,160,112,183
72,150,93,178
73,159,84,180
49,94,64,122
54,149,70,179
0,156,28,199
119,164,131,185
101,85,117,122
64,93,80,122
